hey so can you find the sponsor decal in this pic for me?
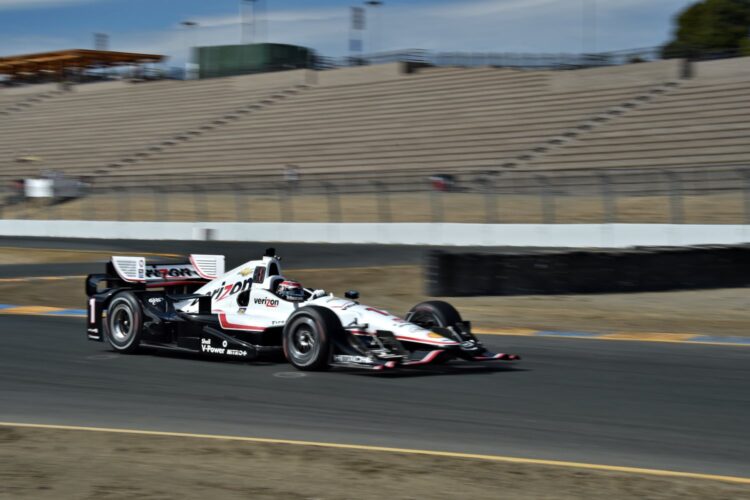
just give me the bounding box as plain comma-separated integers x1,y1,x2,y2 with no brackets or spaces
201,338,225,354
333,355,373,364
254,297,279,308
206,277,253,302
145,266,197,280
428,332,446,339
200,338,247,357
271,320,285,326
148,297,164,306
227,349,248,357
239,267,253,277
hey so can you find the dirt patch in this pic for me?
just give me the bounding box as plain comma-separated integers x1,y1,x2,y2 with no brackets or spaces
0,426,747,500
1,265,749,337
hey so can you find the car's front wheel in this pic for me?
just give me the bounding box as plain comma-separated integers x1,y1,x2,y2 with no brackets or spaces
405,300,462,329
283,306,337,371
104,291,143,354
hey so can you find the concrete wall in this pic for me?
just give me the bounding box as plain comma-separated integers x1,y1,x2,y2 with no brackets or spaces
693,56,750,82
549,59,682,92
315,62,405,86
0,220,748,247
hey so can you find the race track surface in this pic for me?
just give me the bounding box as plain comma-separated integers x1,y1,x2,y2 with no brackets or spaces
2,315,748,477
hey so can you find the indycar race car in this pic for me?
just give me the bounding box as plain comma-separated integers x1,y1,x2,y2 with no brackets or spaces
86,248,520,371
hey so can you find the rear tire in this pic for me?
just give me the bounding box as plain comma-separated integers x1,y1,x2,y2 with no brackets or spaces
283,306,338,371
406,300,462,329
104,291,143,354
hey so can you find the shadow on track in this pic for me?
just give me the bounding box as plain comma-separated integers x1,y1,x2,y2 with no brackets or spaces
92,346,526,377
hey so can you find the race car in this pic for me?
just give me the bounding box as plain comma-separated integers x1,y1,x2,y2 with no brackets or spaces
85,248,520,371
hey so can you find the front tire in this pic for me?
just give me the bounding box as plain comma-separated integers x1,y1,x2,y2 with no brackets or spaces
104,291,143,353
283,306,338,371
406,300,462,329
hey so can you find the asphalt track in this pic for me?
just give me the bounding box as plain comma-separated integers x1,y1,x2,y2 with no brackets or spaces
1,237,749,480
1,314,749,479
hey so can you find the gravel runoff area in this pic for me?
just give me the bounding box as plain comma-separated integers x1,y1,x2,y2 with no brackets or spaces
1,426,748,500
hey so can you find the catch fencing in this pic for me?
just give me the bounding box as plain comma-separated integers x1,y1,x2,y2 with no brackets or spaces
1,165,749,224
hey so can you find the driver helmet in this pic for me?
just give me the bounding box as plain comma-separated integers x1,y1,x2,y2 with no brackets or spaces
277,280,305,302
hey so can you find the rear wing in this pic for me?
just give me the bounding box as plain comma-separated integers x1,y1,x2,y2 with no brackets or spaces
109,254,225,284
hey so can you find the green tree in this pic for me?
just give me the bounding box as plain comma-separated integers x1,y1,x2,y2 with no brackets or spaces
662,0,750,58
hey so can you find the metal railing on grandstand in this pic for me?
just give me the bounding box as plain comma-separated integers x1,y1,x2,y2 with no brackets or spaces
2,166,750,225
315,46,745,71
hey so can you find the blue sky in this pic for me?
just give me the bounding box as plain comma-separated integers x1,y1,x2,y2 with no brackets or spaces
0,0,696,66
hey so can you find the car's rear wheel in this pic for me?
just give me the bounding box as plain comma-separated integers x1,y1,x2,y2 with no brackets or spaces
406,300,462,329
104,291,143,353
283,306,337,371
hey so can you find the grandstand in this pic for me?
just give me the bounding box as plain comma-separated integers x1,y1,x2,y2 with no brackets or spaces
0,56,748,199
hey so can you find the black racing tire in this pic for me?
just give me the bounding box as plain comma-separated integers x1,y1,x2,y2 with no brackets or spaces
103,291,144,354
406,300,462,329
282,306,338,371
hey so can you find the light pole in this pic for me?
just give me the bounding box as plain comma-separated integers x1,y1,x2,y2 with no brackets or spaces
364,0,383,57
181,21,198,79
240,0,257,44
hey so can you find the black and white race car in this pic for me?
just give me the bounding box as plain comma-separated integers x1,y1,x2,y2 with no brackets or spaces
86,248,519,371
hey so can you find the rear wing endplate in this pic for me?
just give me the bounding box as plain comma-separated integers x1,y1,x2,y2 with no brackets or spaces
110,254,225,284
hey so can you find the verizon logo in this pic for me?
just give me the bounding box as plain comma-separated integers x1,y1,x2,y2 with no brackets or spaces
254,297,279,307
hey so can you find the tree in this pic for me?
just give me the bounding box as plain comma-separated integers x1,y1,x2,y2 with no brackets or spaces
662,0,750,58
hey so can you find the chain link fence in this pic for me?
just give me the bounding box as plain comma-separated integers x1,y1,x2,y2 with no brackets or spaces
2,166,749,224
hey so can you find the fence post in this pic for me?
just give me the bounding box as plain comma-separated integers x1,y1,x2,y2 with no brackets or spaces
740,169,750,225
664,170,684,224
234,184,247,222
193,185,207,221
374,181,391,223
324,182,341,223
536,175,556,224
155,186,168,222
118,188,130,221
599,173,617,223
483,176,498,224
278,184,295,222
82,184,93,220
430,184,444,223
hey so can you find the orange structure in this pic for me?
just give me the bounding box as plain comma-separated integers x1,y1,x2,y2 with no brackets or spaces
0,49,165,80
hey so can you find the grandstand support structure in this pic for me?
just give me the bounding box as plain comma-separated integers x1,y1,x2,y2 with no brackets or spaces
508,80,683,170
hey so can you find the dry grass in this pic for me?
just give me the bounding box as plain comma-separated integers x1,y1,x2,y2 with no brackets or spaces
3,191,746,223
1,426,748,500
